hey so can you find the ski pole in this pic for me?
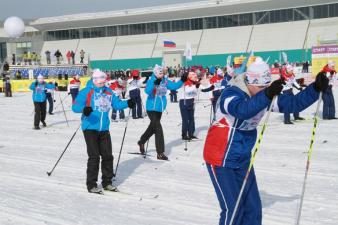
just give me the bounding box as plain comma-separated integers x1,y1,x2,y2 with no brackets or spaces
209,104,213,126
229,96,277,225
184,139,188,151
204,103,212,108
141,100,147,117
46,122,82,176
295,92,323,225
54,92,68,111
114,109,131,178
59,92,69,127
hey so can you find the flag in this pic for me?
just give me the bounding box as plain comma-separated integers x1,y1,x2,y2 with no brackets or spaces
163,40,176,48
184,42,192,61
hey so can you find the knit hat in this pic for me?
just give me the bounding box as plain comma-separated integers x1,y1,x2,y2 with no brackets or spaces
131,69,139,77
37,74,44,82
92,69,107,85
245,57,271,86
153,65,163,78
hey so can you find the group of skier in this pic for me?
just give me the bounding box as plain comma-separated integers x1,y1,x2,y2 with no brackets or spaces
28,58,335,224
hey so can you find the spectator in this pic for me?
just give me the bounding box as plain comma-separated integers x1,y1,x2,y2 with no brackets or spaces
3,61,9,72
45,50,51,65
71,50,75,64
12,54,16,65
23,51,28,65
80,49,85,64
66,50,71,64
54,50,62,64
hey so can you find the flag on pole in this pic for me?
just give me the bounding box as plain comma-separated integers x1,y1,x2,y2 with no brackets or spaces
184,42,192,61
163,40,176,48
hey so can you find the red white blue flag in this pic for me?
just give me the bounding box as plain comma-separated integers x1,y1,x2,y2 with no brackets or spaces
163,40,176,48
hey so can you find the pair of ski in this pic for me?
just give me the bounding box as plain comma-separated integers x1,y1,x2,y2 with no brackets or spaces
91,187,159,200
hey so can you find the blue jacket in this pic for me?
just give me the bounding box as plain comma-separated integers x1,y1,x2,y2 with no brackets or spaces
221,73,232,88
145,74,183,112
29,81,55,102
204,76,319,168
72,85,128,131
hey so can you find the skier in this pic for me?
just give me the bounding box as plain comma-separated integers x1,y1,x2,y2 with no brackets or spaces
127,69,144,119
109,78,126,121
281,64,305,124
201,68,225,114
29,75,55,130
203,57,329,225
321,60,337,120
68,75,81,102
137,65,187,160
72,70,135,194
180,71,200,140
46,80,58,115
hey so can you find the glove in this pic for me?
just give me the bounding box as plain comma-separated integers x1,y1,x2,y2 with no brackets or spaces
127,99,136,108
154,78,162,85
265,79,284,100
53,100,56,102
83,106,93,117
180,73,188,82
314,72,329,92
68,92,71,95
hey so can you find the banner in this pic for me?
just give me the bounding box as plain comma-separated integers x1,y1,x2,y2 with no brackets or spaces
0,77,91,92
312,45,338,76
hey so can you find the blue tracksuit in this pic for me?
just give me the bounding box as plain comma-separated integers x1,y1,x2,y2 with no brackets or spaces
72,84,128,131
283,89,299,122
145,74,183,112
322,85,335,119
203,76,320,225
29,81,55,102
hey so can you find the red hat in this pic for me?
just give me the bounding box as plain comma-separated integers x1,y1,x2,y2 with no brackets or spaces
131,70,139,77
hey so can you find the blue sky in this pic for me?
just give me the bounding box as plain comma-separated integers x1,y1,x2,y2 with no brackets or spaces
0,0,204,20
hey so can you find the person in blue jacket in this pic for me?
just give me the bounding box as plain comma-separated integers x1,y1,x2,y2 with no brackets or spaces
72,70,135,194
203,57,329,225
29,75,55,129
137,65,187,160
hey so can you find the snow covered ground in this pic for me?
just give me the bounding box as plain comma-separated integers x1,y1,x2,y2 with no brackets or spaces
0,86,337,225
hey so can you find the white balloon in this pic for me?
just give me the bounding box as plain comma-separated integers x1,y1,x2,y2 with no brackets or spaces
4,17,25,38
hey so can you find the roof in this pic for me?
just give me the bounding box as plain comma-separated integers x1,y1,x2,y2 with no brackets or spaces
30,0,338,31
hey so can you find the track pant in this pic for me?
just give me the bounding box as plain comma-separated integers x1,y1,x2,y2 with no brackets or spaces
170,90,178,102
70,89,79,102
139,111,164,154
283,89,300,122
322,86,335,119
206,164,262,225
46,93,53,113
130,89,143,119
34,101,47,127
5,83,12,97
83,130,114,190
179,98,195,137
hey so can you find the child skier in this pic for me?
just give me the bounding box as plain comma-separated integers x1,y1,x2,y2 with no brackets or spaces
321,60,337,120
127,69,144,119
29,75,55,129
68,75,81,102
203,57,329,225
72,70,135,194
137,65,187,160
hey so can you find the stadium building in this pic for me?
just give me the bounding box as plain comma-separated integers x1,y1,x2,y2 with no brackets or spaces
1,0,338,70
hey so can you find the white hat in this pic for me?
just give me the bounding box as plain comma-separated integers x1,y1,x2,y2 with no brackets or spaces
216,68,223,76
153,64,163,77
92,69,107,85
328,60,335,69
245,57,271,86
37,74,44,81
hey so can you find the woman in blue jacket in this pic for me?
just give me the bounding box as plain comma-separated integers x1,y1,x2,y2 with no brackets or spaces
29,75,55,129
137,65,187,160
72,70,135,194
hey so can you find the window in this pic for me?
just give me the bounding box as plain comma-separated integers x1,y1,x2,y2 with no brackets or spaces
160,21,171,32
218,15,239,28
191,18,203,30
172,19,190,32
82,28,91,38
107,26,117,36
239,13,253,26
130,23,146,35
313,5,329,19
205,17,217,29
90,27,106,38
255,11,269,24
329,3,338,17
119,25,129,36
146,23,158,33
70,29,80,39
294,7,309,21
